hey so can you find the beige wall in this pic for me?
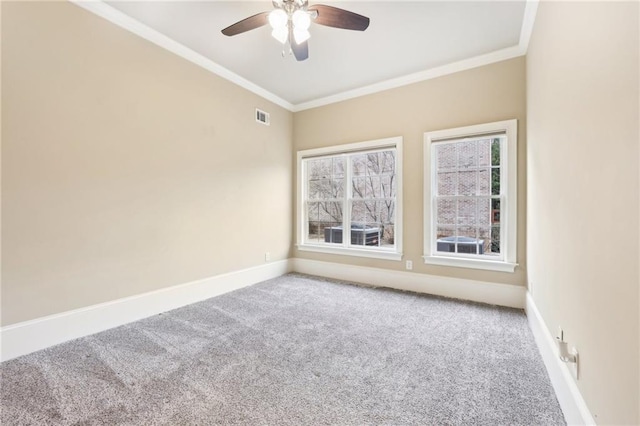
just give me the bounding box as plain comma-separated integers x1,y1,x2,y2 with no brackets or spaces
5,4,639,422
293,57,527,287
1,2,293,325
527,1,639,424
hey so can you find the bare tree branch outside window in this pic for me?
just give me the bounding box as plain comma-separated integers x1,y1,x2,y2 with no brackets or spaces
305,149,396,247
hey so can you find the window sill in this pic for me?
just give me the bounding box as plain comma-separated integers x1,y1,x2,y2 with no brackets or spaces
422,255,517,273
297,244,403,261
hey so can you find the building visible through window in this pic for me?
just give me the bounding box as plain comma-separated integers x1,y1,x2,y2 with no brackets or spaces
433,136,503,257
424,120,517,272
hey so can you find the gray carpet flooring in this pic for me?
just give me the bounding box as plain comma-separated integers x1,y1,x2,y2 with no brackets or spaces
0,273,565,425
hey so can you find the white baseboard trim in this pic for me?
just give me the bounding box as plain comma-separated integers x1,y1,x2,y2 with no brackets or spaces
1,260,293,362
525,292,595,425
291,258,526,309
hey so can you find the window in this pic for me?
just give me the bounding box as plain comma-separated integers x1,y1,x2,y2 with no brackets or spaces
297,137,402,260
423,120,517,272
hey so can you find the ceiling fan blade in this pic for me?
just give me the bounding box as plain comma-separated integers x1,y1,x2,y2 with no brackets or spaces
292,40,309,61
221,11,270,36
309,5,370,31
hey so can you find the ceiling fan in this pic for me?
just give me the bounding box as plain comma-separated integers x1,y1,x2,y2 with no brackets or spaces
221,0,370,61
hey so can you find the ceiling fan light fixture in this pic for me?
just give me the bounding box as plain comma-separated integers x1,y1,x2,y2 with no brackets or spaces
222,2,370,62
291,10,311,31
293,28,311,44
271,27,289,44
268,9,288,29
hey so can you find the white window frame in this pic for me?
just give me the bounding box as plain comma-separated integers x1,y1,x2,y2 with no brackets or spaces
296,137,403,261
423,120,518,273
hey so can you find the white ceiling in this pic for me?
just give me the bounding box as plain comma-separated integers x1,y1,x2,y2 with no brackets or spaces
86,1,534,110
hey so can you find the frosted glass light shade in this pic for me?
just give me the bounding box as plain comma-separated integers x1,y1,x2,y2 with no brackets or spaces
292,10,311,30
293,28,310,44
268,9,288,29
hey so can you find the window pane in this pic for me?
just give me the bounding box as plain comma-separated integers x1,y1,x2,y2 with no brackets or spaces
458,140,477,168
478,198,491,226
366,152,382,175
380,224,395,247
377,201,395,248
381,175,396,198
307,157,345,200
351,200,366,224
307,201,320,220
457,199,477,226
306,203,322,244
364,200,379,225
478,139,491,166
307,158,332,180
309,179,335,199
351,154,367,176
490,226,501,254
491,167,501,196
380,151,396,174
479,227,491,255
351,150,396,202
491,138,501,166
478,168,491,195
332,157,345,178
436,144,456,170
307,201,343,245
379,200,395,225
351,199,388,248
318,201,342,223
492,199,501,224
437,172,456,196
436,226,456,253
458,171,476,196
332,179,344,198
308,179,322,199
366,176,382,198
436,199,456,225
457,226,480,254
352,177,366,199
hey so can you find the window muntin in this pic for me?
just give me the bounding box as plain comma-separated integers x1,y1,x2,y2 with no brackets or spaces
298,138,402,260
423,120,517,272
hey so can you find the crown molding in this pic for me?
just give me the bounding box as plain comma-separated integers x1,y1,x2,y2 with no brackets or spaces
70,0,538,113
69,0,294,111
292,45,524,112
292,0,538,111
519,0,539,54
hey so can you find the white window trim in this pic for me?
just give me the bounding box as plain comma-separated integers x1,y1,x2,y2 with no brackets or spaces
423,120,518,273
296,137,403,261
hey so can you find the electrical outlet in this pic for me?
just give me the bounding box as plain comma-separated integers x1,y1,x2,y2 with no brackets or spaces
556,326,579,379
265,252,270,262
406,260,413,270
